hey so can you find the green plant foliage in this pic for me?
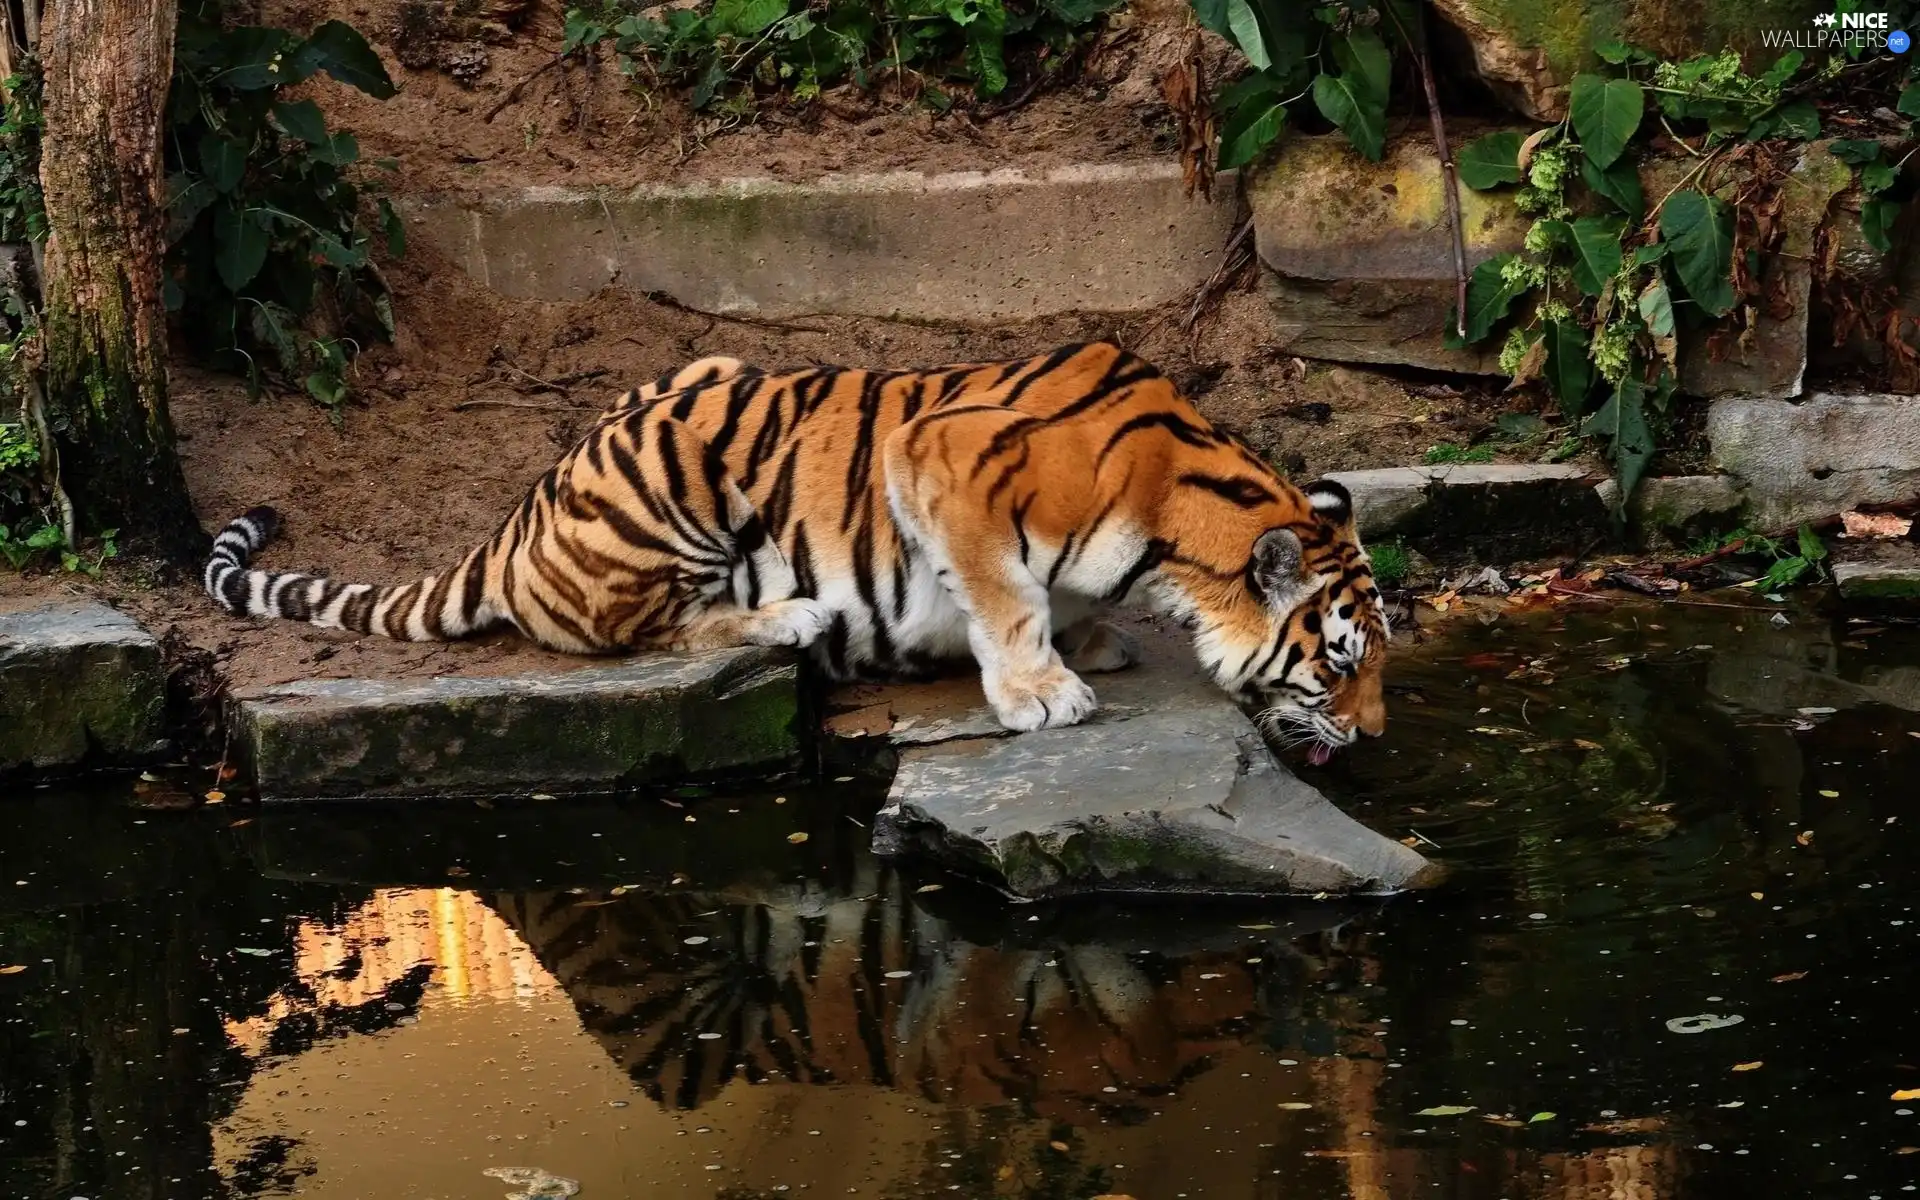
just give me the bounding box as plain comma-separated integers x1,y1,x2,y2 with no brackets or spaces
165,3,402,415
0,63,44,245
1422,442,1495,465
563,0,1118,112
1190,0,1404,168
1658,189,1735,318
1567,73,1642,169
1456,131,1524,189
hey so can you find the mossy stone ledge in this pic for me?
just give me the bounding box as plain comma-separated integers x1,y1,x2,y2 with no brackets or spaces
0,601,168,778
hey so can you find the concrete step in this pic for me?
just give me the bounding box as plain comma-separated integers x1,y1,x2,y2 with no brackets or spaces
0,601,167,777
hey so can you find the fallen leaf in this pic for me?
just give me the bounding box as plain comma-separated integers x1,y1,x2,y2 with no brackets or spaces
915,883,943,893
1277,1101,1313,1110
0,965,26,976
228,818,253,828
1574,738,1605,751
787,832,809,844
203,790,226,804
1898,1146,1920,1155
446,865,469,877
1732,1061,1764,1072
1238,923,1278,930
1303,1150,1358,1158
1582,1116,1667,1135
1796,830,1815,846
1751,892,1765,900
1483,1117,1525,1128
1414,1105,1476,1117
1819,789,1840,799
234,948,275,957
1771,971,1808,983
1841,510,1912,539
1894,1088,1920,1101
1049,1141,1070,1152
998,1165,1015,1181
1529,1111,1556,1122
139,772,160,782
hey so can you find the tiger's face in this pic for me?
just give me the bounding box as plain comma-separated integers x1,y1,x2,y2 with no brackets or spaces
1168,479,1389,763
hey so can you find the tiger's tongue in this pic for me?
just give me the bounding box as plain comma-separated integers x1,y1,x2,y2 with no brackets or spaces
1307,743,1335,767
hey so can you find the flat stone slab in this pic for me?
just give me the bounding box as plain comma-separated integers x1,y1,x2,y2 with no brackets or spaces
0,602,167,776
232,647,802,800
855,618,1438,899
1708,392,1920,530
1324,463,1606,563
1833,544,1920,607
404,162,1242,321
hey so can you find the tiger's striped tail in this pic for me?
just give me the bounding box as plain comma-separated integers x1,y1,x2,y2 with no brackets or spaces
203,507,502,642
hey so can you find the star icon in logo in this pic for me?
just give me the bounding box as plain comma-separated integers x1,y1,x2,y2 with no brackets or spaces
1812,11,1837,25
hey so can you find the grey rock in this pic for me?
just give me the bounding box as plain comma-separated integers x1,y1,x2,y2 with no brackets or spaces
0,602,167,775
1707,392,1920,529
1592,474,1748,544
872,701,1438,900
1832,545,1920,608
1324,463,1605,564
233,647,801,800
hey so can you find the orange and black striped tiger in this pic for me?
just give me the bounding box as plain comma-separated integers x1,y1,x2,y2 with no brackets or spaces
205,342,1387,751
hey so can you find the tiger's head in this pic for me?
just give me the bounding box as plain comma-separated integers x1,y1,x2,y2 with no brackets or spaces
1155,475,1388,764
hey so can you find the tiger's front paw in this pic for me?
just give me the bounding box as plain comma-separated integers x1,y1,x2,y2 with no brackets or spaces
749,598,833,648
988,664,1097,732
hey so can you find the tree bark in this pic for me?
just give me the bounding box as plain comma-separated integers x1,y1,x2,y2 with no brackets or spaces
37,0,204,561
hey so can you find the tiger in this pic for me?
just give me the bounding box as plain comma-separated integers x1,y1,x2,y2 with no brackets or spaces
204,341,1387,753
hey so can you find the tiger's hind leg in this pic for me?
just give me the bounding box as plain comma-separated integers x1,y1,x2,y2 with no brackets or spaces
1054,617,1140,674
665,598,832,651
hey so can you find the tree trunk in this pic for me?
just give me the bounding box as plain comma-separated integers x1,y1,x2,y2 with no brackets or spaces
36,0,204,561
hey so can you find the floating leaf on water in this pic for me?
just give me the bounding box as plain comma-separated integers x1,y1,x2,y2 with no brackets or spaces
234,948,275,957
884,970,912,979
1732,1061,1764,1072
1719,1100,1745,1108
1894,1088,1920,1101
1574,738,1605,751
1049,1140,1070,1152
1304,1149,1359,1158
447,865,469,877
915,883,943,893
697,1032,722,1040
787,832,809,844
482,1166,580,1200
228,818,254,828
0,965,26,975
1239,923,1278,930
1897,1146,1920,1155
1751,892,1766,900
1819,789,1840,798
683,936,710,946
1797,706,1839,716
998,1165,1015,1181
1529,1111,1556,1122
1277,1101,1313,1110
1795,830,1815,847
1771,971,1808,983
775,795,788,804
1414,1105,1476,1117
203,790,226,804
1665,1013,1744,1034
529,793,555,802
140,772,161,782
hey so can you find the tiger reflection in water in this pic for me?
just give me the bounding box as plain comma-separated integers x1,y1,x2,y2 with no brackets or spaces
488,865,1362,1117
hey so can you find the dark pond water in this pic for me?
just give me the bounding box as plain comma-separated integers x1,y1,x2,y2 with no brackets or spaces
3,600,1919,1200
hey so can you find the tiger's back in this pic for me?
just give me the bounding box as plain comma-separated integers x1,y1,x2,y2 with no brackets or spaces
206,342,1388,745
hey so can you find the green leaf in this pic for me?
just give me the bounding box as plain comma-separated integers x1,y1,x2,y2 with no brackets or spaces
1632,241,1668,266
25,523,63,550
1446,254,1524,346
1457,131,1524,190
1797,523,1827,562
1659,189,1736,318
1312,31,1390,162
311,130,360,167
213,205,269,292
1569,73,1644,169
1582,375,1654,515
1234,0,1278,70
1901,82,1920,119
216,26,296,89
1217,82,1288,169
1543,320,1593,418
1861,197,1899,254
1768,99,1820,141
198,133,247,194
1829,138,1884,165
378,197,407,257
1414,1105,1475,1117
1529,1112,1557,1123
273,99,330,145
965,23,1008,96
165,173,217,246
292,20,398,99
1638,277,1675,338
1860,161,1897,194
1567,214,1625,296
1593,39,1631,64
712,0,790,34
1580,154,1643,222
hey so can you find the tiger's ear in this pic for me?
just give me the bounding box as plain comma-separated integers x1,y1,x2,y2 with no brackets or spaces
1304,479,1354,532
1251,527,1309,605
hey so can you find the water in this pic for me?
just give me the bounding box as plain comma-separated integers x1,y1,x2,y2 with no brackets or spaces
2,600,1917,1200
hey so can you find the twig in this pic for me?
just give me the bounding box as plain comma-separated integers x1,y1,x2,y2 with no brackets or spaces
1387,4,1467,340
453,397,599,412
1647,145,1729,227
485,53,566,124
1181,215,1255,334
1671,536,1748,571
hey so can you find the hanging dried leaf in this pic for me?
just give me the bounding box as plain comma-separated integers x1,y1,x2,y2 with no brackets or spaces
1161,35,1216,201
